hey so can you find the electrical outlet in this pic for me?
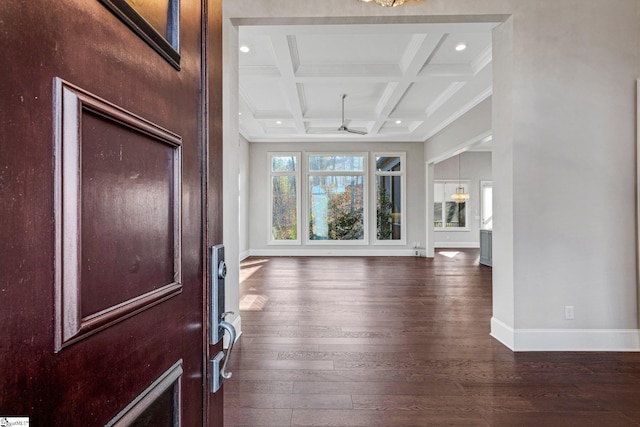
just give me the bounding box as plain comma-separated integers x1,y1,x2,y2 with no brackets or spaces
564,305,574,320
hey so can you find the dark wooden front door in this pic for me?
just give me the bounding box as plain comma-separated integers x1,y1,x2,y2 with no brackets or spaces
0,0,222,425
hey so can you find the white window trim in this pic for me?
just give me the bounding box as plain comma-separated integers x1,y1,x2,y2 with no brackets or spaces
434,179,470,231
305,152,369,245
268,152,301,245
373,152,406,245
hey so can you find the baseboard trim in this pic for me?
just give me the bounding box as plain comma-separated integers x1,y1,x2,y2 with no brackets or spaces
239,249,250,261
249,248,420,257
490,317,515,350
434,242,479,248
491,317,640,351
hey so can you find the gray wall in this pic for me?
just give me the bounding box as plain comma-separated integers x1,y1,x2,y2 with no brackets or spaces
433,152,491,247
425,98,493,250
426,97,492,164
223,0,640,350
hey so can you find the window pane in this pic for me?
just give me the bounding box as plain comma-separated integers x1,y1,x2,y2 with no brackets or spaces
272,176,297,240
377,175,401,240
434,181,469,229
309,155,364,172
434,203,443,228
445,201,466,228
376,156,401,172
272,155,297,172
309,175,364,240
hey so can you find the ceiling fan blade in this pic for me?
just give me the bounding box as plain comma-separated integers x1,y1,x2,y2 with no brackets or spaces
307,129,341,134
308,94,367,136
345,128,368,135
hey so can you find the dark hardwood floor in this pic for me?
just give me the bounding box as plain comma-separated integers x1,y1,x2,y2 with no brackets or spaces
224,250,640,426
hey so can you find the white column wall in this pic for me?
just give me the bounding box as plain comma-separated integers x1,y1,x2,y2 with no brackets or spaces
426,163,435,258
223,0,640,351
490,17,515,343
509,4,637,339
222,18,241,336
239,135,250,260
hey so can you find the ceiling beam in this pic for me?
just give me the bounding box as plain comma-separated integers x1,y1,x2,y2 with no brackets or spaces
269,34,307,134
368,33,446,135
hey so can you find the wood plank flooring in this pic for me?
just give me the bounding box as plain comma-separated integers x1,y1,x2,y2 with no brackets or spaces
224,250,640,426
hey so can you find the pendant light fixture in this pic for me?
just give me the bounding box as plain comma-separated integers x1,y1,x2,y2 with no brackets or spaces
358,0,412,6
451,154,470,203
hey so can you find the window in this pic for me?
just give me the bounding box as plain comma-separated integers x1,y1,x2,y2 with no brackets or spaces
434,181,468,229
374,154,405,243
307,154,366,242
269,153,300,243
481,181,492,230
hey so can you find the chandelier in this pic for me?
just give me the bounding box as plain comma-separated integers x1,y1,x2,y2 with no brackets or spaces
451,187,470,203
450,154,470,203
359,0,409,6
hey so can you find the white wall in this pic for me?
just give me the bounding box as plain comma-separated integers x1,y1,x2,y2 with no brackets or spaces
433,152,491,248
223,0,640,351
222,18,241,337
239,134,250,260
248,141,425,256
508,4,637,345
490,17,515,341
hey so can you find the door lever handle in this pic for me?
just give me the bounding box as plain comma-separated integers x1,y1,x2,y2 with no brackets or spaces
218,320,236,379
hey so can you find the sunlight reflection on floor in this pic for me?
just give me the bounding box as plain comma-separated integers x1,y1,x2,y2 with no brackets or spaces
239,294,269,311
240,258,269,284
438,251,460,258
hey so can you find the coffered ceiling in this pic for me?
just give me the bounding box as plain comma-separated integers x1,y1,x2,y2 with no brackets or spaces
238,22,497,143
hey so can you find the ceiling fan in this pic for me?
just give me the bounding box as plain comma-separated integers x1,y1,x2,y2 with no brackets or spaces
310,94,368,135
337,94,367,135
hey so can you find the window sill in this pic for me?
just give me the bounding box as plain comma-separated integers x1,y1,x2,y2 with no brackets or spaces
373,239,407,246
268,240,302,245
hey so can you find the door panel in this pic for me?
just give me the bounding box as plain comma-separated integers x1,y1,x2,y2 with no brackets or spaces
0,0,222,425
107,360,183,426
54,79,184,350
79,108,179,313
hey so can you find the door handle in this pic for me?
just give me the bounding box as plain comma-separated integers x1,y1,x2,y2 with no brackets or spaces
209,245,237,392
219,317,236,379
210,313,236,392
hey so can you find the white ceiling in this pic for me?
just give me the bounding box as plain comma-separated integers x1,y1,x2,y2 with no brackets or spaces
238,22,497,144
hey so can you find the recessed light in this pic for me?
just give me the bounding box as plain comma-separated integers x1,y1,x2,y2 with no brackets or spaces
276,120,282,125
455,43,467,52
238,112,242,116
239,45,250,53
395,120,402,124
